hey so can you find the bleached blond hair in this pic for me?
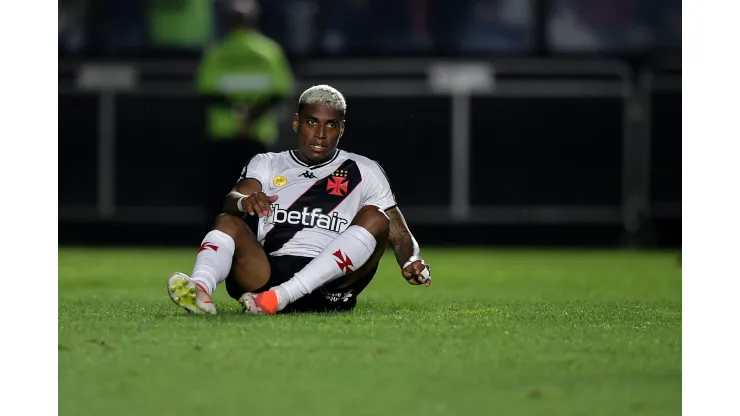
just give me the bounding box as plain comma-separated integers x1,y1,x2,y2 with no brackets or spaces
298,85,347,117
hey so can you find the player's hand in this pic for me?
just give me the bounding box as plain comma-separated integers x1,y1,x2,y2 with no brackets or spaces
402,259,431,287
240,192,278,217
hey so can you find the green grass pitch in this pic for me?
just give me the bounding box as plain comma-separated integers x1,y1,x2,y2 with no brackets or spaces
59,247,681,415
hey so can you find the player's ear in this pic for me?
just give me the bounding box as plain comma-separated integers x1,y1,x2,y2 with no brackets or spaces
339,120,345,139
292,113,299,133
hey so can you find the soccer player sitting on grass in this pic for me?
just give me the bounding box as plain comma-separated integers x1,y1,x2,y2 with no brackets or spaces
167,85,431,315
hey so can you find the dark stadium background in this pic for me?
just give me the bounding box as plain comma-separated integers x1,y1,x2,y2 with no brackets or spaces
58,0,681,249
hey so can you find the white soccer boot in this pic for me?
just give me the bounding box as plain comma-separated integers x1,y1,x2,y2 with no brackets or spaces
167,272,217,315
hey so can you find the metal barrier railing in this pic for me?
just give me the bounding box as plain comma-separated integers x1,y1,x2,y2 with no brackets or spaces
58,58,680,242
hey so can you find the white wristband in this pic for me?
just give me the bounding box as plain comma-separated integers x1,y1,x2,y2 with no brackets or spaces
237,196,247,213
403,260,431,282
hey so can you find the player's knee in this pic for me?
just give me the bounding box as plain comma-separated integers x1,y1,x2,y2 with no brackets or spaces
352,206,390,237
213,213,245,239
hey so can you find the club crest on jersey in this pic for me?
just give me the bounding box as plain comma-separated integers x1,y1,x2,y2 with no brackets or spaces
273,176,287,187
327,175,349,196
270,204,349,233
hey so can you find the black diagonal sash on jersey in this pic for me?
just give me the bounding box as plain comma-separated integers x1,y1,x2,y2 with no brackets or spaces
263,159,362,254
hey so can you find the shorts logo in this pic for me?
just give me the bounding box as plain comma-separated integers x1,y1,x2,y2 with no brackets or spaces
333,249,353,273
326,176,348,196
273,176,287,187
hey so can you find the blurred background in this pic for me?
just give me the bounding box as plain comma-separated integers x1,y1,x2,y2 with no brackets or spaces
58,0,681,248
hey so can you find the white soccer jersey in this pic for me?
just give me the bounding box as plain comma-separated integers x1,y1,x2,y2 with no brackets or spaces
238,149,396,258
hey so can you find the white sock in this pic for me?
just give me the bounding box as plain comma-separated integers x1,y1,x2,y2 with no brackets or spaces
273,225,377,310
190,230,235,295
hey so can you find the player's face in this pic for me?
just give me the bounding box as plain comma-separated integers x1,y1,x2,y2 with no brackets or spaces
293,103,345,164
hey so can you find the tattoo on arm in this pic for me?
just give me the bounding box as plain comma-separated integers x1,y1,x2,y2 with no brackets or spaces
386,207,420,266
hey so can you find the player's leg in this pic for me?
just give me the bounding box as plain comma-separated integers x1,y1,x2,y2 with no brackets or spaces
242,205,390,314
168,213,271,314
286,222,389,313
328,210,390,290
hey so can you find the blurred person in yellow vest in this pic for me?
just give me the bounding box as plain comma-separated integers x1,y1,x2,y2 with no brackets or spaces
198,0,294,147
197,0,295,224
148,0,213,49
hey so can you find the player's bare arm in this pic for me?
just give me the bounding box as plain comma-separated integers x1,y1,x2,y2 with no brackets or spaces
386,207,431,286
223,178,278,218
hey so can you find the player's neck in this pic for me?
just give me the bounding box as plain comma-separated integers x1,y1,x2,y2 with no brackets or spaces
294,149,338,166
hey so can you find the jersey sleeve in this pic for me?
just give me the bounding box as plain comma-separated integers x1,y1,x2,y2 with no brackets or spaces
361,161,397,211
238,154,271,187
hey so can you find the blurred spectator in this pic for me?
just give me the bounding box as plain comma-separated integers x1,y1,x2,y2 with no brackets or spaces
58,0,680,58
320,0,382,54
215,0,318,56
197,0,295,221
548,0,681,52
282,0,319,55
457,0,532,52
108,0,147,53
59,0,89,54
318,0,533,55
320,0,434,54
60,0,148,56
637,0,681,50
548,0,603,50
